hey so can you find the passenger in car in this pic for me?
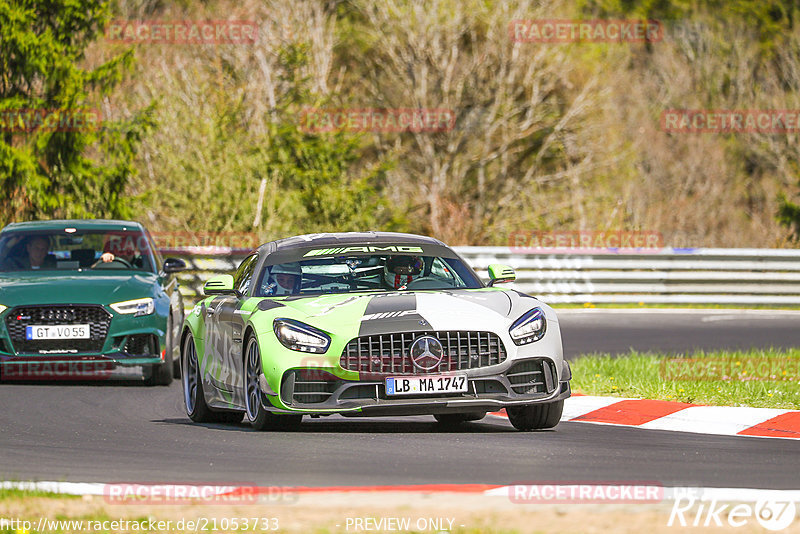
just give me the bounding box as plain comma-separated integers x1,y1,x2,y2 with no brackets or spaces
3,236,57,270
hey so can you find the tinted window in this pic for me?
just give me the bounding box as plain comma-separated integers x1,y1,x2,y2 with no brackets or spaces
254,254,482,296
234,254,258,295
0,229,156,273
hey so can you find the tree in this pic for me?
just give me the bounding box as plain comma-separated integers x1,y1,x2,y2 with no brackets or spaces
0,0,151,225
124,2,402,239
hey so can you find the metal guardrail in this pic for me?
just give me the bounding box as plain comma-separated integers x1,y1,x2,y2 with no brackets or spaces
167,247,800,306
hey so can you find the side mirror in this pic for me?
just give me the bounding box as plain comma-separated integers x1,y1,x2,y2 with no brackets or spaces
162,257,187,273
487,264,515,286
203,274,236,295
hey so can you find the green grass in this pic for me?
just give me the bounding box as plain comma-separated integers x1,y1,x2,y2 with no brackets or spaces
570,348,800,409
0,487,77,500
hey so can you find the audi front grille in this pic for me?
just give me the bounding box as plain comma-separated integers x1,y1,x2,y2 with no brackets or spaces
5,305,112,354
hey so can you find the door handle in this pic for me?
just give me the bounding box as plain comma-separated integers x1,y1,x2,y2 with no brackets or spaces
206,306,218,317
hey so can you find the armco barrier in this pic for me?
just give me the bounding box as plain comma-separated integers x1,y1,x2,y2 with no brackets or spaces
165,247,800,306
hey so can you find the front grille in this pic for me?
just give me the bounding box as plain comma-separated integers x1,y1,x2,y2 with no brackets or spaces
5,305,111,354
507,359,557,395
340,331,507,375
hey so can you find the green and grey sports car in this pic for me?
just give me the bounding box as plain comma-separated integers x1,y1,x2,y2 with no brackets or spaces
181,232,571,431
0,220,186,385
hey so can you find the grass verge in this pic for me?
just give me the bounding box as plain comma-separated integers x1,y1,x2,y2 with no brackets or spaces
570,348,800,409
0,488,77,500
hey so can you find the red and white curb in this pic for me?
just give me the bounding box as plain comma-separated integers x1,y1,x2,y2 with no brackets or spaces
3,481,800,501
492,395,800,439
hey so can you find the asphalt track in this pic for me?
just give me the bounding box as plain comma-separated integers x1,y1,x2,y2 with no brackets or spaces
0,311,798,489
559,309,800,359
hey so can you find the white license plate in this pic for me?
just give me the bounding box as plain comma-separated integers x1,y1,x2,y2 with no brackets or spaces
25,324,90,340
385,374,468,396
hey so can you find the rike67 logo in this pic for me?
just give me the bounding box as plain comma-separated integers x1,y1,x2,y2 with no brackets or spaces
669,496,797,531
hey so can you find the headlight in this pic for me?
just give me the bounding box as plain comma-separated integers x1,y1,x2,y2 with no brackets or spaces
509,307,546,345
110,298,155,317
0,305,6,315
273,318,331,354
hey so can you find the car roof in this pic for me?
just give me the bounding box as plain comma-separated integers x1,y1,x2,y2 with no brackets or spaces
266,231,447,252
1,219,145,232
254,231,460,266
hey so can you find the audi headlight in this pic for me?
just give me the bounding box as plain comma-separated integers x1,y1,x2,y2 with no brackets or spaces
273,318,331,354
509,307,546,345
110,298,155,317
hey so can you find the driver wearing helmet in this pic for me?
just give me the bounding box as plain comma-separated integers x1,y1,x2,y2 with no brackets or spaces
383,255,423,290
267,262,302,295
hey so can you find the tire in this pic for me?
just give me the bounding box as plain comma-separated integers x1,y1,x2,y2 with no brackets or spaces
167,314,181,379
506,400,564,431
145,333,173,386
180,333,244,424
183,333,214,422
244,336,302,431
433,412,486,425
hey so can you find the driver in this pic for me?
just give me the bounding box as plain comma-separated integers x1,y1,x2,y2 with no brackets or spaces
267,263,302,295
383,255,423,290
101,233,140,266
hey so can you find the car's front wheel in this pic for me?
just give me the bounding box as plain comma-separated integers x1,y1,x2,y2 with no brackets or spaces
182,333,242,424
167,315,181,379
145,333,172,386
506,400,564,431
244,336,302,431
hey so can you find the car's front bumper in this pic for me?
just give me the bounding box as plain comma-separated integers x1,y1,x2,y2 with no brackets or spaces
260,357,571,416
312,382,570,418
0,303,168,377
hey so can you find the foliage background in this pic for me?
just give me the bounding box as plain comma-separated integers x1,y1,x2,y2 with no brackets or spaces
2,0,800,247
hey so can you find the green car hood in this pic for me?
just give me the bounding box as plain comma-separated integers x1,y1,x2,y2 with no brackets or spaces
0,272,158,306
268,289,521,337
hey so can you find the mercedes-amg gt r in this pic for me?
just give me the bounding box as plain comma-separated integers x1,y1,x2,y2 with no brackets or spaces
181,232,570,430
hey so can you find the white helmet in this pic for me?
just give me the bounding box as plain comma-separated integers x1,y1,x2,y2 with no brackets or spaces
268,262,302,295
383,255,423,289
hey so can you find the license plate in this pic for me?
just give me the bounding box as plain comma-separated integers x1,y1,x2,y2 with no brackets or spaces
385,374,468,396
25,324,90,340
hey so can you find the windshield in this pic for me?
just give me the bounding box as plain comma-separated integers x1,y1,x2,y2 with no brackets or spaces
254,254,483,296
0,229,156,273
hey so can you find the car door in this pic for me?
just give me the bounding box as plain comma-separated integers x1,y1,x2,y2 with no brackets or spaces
205,253,258,395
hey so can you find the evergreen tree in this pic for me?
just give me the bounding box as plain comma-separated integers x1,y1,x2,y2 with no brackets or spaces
0,0,152,225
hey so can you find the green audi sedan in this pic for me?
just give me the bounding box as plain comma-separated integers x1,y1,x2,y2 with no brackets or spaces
0,220,186,385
